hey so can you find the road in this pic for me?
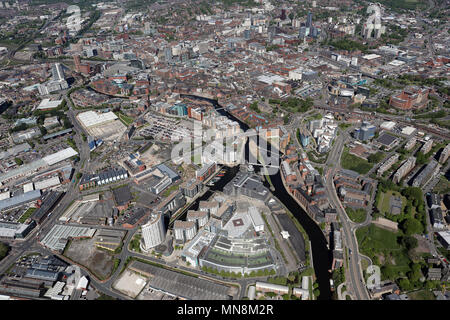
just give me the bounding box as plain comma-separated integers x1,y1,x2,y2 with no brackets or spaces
321,126,371,300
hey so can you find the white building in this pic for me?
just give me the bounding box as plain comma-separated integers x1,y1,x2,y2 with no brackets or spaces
141,213,166,250
248,206,264,232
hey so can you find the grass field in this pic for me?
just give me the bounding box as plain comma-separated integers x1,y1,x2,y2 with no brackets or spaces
18,207,36,223
408,290,436,300
356,224,411,279
345,207,367,223
114,112,134,126
341,147,373,174
377,190,406,215
162,184,179,197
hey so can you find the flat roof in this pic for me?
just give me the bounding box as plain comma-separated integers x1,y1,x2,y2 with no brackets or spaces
0,190,41,211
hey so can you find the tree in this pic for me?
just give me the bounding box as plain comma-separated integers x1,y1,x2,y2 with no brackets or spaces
39,126,47,136
401,218,423,236
415,152,428,166
0,242,9,261
401,235,418,251
14,158,23,166
313,289,320,297
407,264,422,284
398,278,411,291
249,101,260,113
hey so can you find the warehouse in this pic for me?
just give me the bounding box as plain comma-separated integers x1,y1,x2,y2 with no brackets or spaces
24,269,60,285
0,143,31,161
0,190,41,212
76,110,126,141
0,148,77,186
43,128,73,141
34,176,61,190
42,148,78,166
380,121,396,131
36,98,63,110
41,224,96,252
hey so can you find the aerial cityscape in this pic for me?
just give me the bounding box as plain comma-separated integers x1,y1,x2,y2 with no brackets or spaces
0,0,449,305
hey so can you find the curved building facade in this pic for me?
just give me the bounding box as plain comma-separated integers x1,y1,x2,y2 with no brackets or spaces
142,213,166,250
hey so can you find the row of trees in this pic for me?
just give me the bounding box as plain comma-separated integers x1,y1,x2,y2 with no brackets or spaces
201,266,276,279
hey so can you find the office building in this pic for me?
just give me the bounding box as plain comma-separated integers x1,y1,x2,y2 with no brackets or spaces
355,122,376,141
306,12,312,29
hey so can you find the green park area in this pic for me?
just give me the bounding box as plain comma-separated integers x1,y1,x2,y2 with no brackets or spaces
374,181,426,230
18,207,37,223
376,190,406,215
345,207,367,223
114,111,134,126
408,290,436,300
162,184,179,198
356,222,444,293
356,224,412,281
341,147,373,174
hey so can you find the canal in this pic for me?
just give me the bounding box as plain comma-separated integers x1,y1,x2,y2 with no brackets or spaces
181,94,332,299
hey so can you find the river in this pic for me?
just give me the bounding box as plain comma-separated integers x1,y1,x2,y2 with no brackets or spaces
180,94,332,299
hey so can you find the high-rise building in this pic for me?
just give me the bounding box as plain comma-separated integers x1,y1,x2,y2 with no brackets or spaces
306,12,313,29
439,143,450,164
355,122,376,141
393,157,416,184
174,220,197,243
300,131,310,147
51,63,65,81
412,159,439,187
420,139,433,155
141,212,166,250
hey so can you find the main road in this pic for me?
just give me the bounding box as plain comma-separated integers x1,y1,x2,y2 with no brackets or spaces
322,127,371,300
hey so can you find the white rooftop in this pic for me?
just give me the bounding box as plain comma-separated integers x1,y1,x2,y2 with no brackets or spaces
37,99,63,110
43,147,78,166
77,111,118,128
362,54,381,60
